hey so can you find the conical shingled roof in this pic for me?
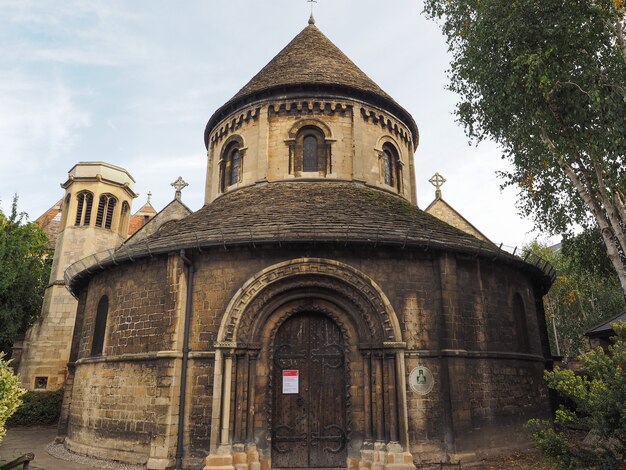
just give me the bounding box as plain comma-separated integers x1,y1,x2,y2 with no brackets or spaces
205,23,418,146
232,23,393,104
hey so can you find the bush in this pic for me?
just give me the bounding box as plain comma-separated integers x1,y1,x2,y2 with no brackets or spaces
7,389,63,426
0,353,25,443
527,321,626,469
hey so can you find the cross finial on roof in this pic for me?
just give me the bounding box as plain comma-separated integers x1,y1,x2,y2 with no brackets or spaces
308,0,317,24
429,172,446,199
171,176,188,201
147,191,152,204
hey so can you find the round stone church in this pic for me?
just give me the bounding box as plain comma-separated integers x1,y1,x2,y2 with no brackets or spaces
58,18,553,470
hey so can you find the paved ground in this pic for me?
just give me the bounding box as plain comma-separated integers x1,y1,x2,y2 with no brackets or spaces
1,426,96,470
2,426,548,470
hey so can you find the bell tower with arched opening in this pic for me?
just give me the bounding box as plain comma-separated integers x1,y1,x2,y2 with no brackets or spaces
18,162,137,391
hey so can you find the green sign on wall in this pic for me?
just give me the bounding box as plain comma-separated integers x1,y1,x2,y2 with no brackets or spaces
409,366,434,395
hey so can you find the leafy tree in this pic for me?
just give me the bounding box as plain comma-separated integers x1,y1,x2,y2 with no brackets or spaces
526,233,624,360
0,196,50,354
527,321,626,469
424,0,626,296
0,352,25,443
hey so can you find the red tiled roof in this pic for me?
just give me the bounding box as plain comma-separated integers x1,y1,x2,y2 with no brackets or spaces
35,199,63,249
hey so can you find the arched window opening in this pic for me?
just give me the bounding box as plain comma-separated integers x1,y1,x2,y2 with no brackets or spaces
382,148,394,186
293,126,327,175
74,191,93,226
220,140,244,192
513,293,530,352
230,148,242,186
91,295,109,356
303,135,318,172
96,194,117,229
380,143,402,192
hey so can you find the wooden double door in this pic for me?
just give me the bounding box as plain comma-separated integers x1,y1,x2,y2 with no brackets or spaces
272,313,347,468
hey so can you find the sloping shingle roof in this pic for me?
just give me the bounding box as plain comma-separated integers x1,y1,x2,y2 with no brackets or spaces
231,23,393,104
586,311,626,338
66,182,552,293
205,23,418,146
35,198,63,249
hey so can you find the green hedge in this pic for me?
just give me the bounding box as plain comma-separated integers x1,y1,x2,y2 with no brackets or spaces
7,389,63,426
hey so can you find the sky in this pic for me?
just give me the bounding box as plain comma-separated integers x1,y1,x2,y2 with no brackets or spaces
0,0,557,249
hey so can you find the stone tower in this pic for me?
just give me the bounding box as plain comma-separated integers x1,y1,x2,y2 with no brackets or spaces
18,162,137,390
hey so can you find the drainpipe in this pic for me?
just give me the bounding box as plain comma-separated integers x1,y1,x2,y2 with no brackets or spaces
176,249,194,470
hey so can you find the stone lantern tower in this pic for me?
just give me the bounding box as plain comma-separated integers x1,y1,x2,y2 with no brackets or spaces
18,162,137,390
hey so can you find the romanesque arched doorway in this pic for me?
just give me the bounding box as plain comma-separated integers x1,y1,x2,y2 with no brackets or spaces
272,312,347,468
206,259,414,470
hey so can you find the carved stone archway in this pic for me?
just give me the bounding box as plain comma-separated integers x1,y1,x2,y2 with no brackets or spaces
204,259,414,470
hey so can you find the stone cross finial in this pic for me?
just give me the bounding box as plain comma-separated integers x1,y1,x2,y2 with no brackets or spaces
171,176,188,201
429,172,446,199
147,191,152,204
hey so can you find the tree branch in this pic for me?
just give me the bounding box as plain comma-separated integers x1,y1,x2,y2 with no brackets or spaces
593,161,626,254
540,127,626,296
615,16,626,63
615,190,626,226
563,161,626,295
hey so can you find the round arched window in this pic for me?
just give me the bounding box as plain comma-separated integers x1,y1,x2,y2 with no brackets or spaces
220,139,244,192
303,135,318,172
230,148,241,186
382,148,394,186
381,143,402,192
295,126,326,175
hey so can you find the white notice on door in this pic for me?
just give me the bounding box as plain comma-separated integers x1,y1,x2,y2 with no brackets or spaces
282,369,299,394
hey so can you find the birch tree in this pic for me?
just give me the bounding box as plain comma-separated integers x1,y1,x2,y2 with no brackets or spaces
424,0,626,296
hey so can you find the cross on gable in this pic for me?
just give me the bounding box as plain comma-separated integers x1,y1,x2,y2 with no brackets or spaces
429,172,446,198
171,176,189,200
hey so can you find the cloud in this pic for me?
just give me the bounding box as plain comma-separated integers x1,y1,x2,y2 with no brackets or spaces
0,1,146,67
0,72,91,173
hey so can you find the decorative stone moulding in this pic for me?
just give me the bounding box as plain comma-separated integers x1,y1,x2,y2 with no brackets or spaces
268,100,352,117
360,107,412,146
210,107,262,146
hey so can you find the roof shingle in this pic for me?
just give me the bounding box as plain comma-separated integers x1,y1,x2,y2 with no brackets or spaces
66,182,552,293
205,24,418,146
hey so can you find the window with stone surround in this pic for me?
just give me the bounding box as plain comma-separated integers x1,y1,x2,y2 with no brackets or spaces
380,143,402,192
74,191,93,226
96,194,117,229
91,295,109,356
295,126,327,175
220,137,245,192
513,293,530,352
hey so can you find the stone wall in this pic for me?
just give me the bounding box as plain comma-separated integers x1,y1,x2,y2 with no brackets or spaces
65,358,177,465
77,255,180,359
65,245,550,468
424,199,490,242
205,99,416,205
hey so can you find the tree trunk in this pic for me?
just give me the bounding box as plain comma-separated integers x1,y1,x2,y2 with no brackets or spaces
562,162,626,299
540,128,626,298
593,161,626,255
615,15,626,63
615,191,626,226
